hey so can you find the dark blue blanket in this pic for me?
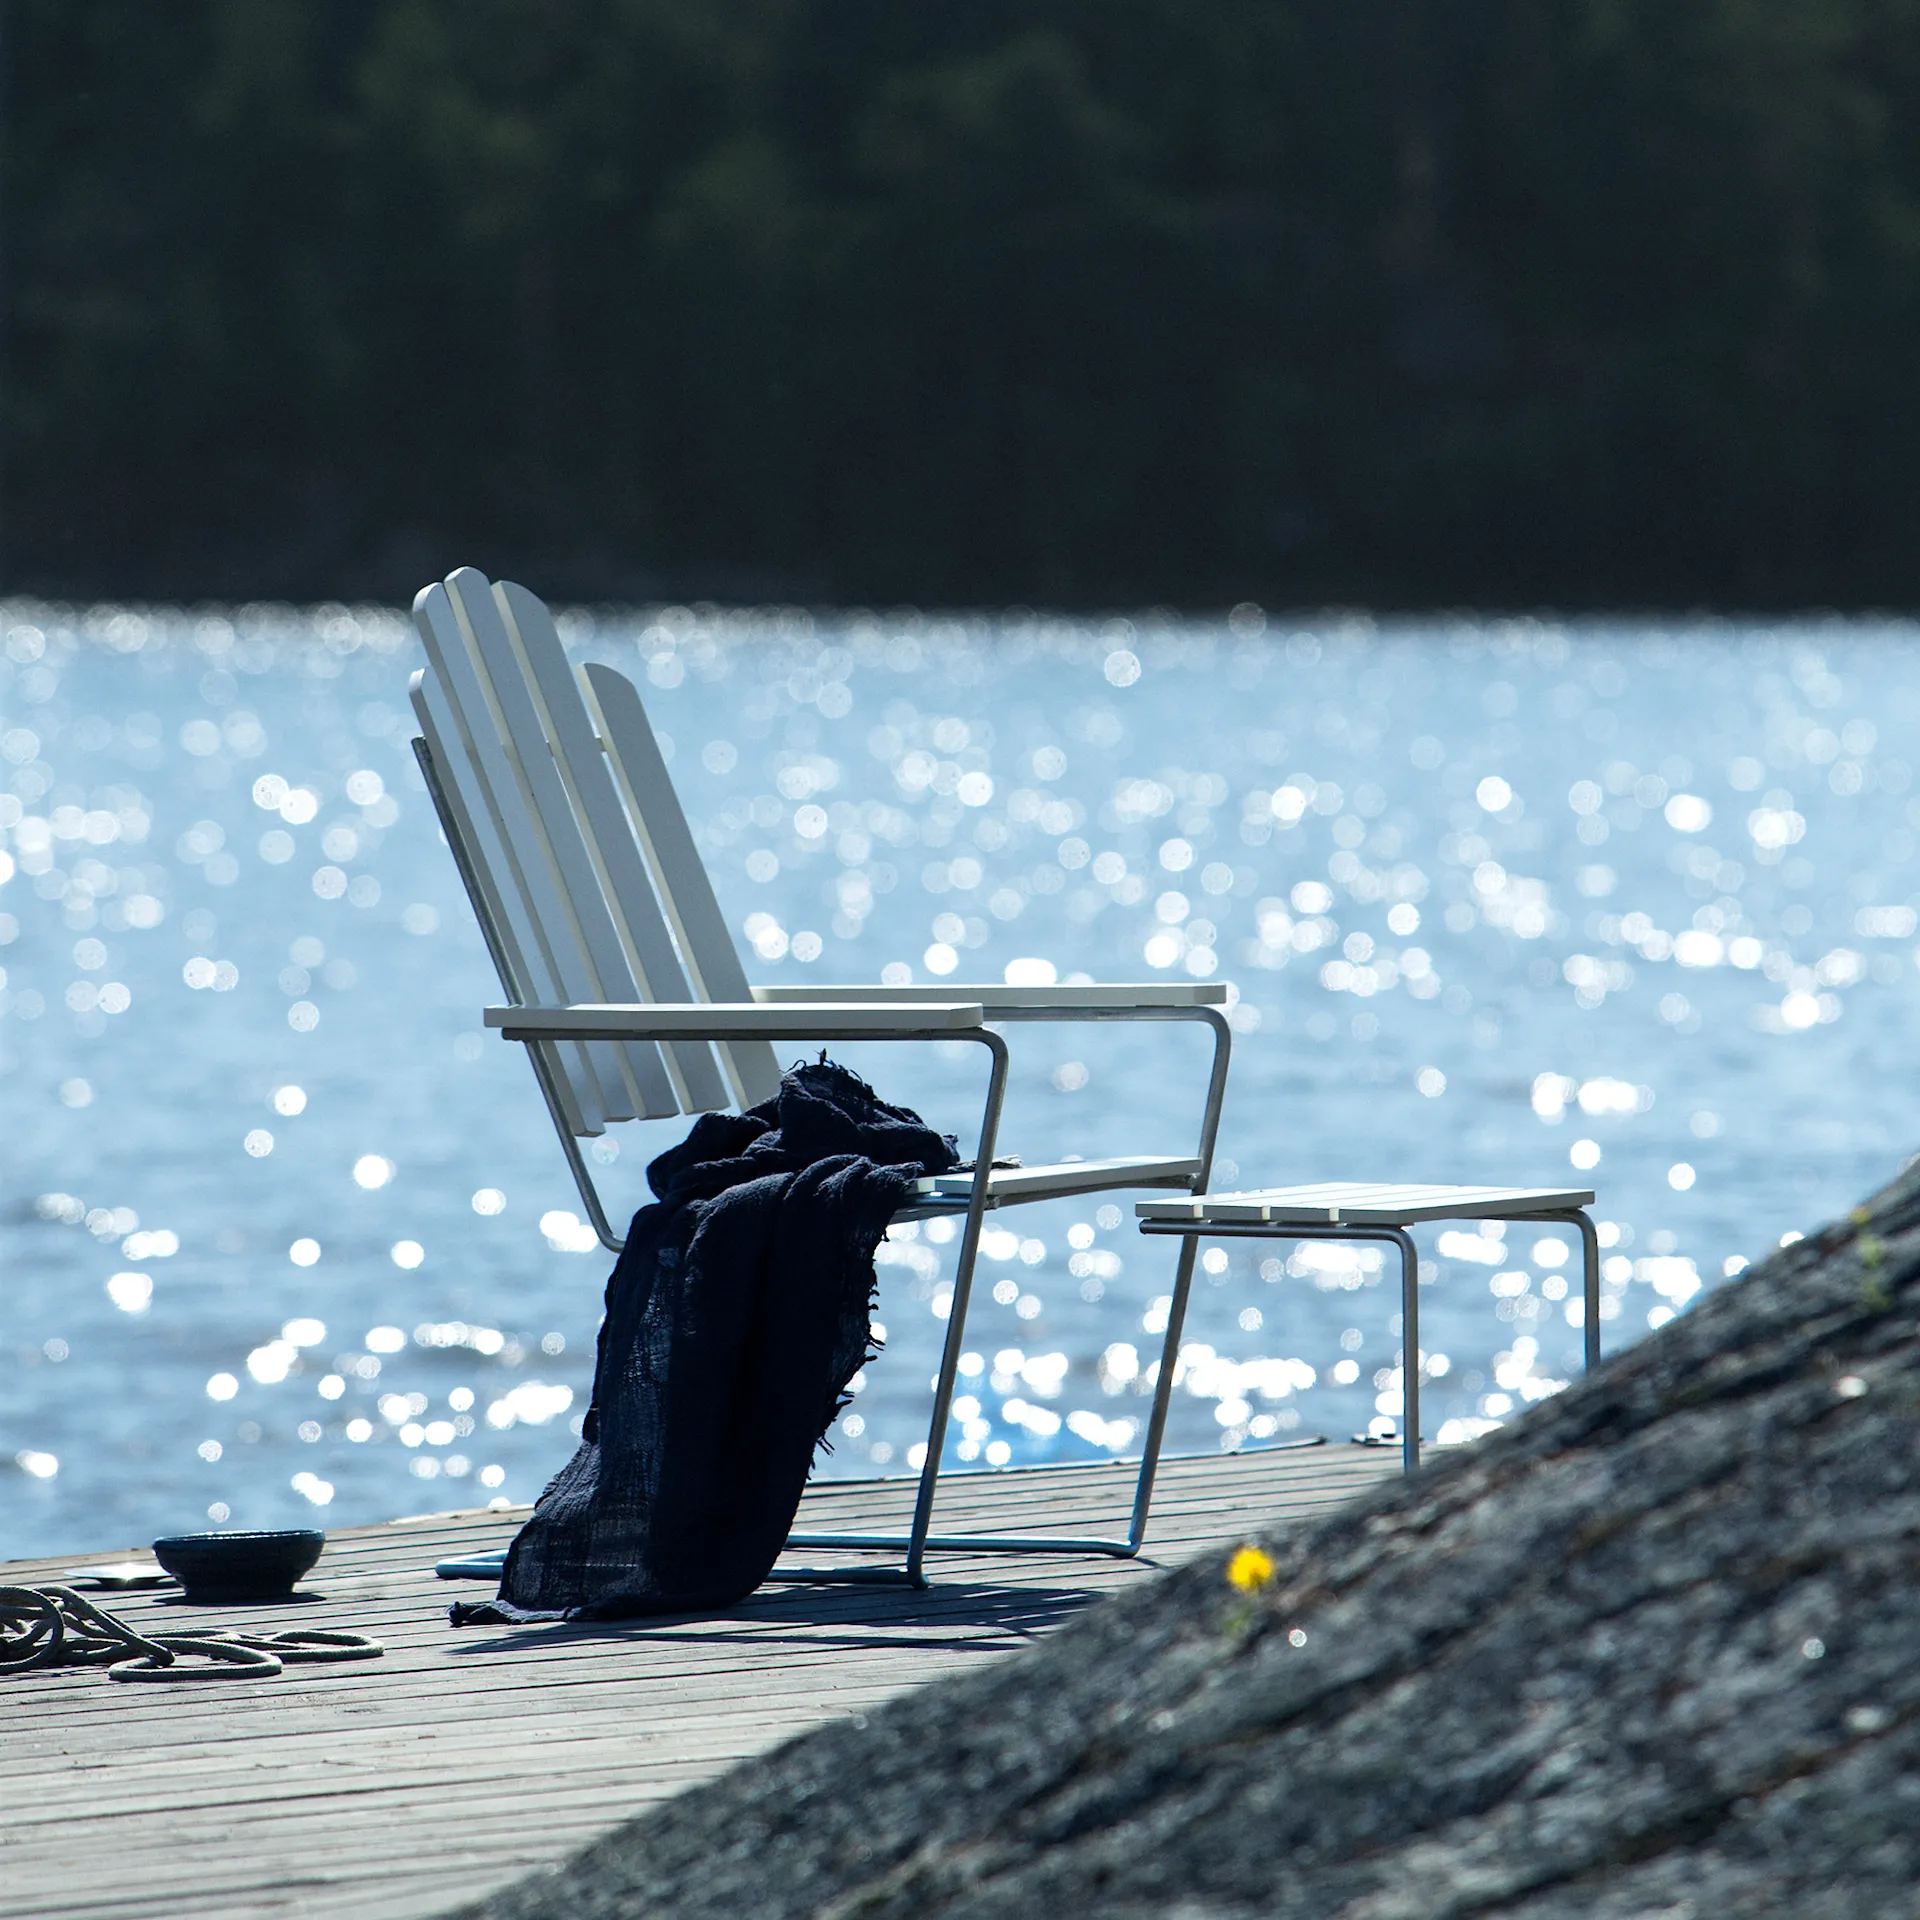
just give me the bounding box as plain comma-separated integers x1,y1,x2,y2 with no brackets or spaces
451,1061,956,1623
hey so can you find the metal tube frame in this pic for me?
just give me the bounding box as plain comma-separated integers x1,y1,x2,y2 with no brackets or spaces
1140,1204,1601,1477
785,1003,1231,1586
421,731,1236,1588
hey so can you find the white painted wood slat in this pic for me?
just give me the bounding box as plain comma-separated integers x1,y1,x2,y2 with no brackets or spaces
582,661,783,1108
407,663,602,1135
916,1155,1203,1205
1136,1183,1596,1226
486,1002,986,1039
497,580,731,1114
753,982,1229,1008
444,568,675,1122
412,579,647,1127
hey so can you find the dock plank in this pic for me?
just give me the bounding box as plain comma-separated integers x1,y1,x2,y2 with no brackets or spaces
0,1444,1395,1919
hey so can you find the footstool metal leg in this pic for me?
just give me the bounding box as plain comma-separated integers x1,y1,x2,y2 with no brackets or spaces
1533,1207,1603,1371
1138,1183,1600,1490
1388,1226,1419,1476
1574,1210,1601,1371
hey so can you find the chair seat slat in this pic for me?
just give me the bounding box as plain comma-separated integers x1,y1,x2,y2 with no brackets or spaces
1137,1184,1596,1227
915,1156,1202,1206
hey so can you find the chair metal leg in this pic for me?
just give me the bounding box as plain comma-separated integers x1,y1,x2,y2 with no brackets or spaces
1127,1231,1202,1545
1122,1005,1231,1550
785,1027,1015,1586
553,1092,629,1253
903,1027,1011,1585
789,1005,1233,1579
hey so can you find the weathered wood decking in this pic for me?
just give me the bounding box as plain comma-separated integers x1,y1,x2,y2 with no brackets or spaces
1,1444,1397,1920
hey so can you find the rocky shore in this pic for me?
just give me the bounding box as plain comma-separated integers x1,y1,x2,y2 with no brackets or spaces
457,1159,1920,1919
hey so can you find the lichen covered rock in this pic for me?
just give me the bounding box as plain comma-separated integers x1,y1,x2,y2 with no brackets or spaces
458,1163,1920,1918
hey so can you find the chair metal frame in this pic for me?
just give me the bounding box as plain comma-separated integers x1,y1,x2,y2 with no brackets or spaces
408,567,1232,1589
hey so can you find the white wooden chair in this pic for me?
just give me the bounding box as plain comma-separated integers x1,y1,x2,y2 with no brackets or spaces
408,568,1231,1587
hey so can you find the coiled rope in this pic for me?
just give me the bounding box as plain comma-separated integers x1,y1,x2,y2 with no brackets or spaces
0,1585,382,1682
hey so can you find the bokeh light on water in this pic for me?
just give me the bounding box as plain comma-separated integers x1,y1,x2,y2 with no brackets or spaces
3,601,1918,1555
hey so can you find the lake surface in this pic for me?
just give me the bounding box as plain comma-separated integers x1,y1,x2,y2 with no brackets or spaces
4,602,1917,1559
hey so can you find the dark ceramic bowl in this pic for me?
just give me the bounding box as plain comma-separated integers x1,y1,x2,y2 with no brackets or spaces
151,1529,325,1602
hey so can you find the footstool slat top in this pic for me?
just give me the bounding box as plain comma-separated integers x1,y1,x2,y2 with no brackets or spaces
1137,1183,1595,1227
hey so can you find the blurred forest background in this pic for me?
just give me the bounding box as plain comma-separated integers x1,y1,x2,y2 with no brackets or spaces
7,0,1920,609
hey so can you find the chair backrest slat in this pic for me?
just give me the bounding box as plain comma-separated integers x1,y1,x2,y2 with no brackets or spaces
445,570,673,1122
582,662,783,1108
408,663,606,1135
414,577,672,1124
495,581,730,1114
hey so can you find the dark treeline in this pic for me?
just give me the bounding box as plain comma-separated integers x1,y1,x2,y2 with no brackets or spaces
9,0,1920,609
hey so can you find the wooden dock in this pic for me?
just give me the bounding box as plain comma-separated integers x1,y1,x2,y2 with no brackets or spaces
1,1444,1396,1920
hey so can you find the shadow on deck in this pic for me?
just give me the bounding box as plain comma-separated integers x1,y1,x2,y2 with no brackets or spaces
1,1442,1395,1920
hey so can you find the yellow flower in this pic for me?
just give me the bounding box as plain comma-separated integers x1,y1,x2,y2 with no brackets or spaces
1226,1544,1275,1593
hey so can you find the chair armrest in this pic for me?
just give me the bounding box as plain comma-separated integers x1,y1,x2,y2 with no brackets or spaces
486,1001,986,1041
751,982,1228,1010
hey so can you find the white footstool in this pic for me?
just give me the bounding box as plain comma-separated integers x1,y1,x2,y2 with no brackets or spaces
1138,1183,1600,1474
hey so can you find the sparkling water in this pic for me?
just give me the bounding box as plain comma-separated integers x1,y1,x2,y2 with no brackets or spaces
3,603,1915,1558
